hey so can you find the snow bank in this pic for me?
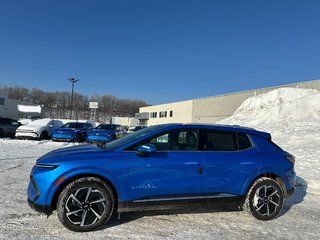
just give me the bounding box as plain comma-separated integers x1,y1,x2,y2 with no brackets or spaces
220,87,320,194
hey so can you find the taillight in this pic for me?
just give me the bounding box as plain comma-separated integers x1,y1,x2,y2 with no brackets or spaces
285,155,295,164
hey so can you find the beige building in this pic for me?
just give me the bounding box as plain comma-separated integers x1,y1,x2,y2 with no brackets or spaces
137,79,320,126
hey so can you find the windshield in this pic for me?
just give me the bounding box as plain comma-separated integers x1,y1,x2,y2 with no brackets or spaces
104,125,166,150
96,124,116,130
62,122,83,129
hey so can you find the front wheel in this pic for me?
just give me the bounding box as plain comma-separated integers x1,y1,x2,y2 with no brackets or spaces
244,177,284,221
57,177,115,232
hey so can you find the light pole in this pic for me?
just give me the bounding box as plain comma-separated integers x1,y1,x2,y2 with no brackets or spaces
67,77,79,119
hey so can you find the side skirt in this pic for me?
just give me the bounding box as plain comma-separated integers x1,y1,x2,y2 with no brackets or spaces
118,194,245,213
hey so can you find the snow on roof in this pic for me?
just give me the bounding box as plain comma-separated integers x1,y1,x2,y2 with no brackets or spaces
17,104,42,113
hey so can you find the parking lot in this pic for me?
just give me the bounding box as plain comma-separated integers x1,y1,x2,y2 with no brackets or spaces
0,138,319,240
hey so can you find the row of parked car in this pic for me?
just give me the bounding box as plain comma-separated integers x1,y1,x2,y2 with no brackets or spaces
0,117,146,143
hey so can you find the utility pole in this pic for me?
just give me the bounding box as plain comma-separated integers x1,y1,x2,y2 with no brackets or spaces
67,77,80,119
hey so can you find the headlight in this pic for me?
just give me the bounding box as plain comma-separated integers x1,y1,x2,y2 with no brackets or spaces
35,164,58,169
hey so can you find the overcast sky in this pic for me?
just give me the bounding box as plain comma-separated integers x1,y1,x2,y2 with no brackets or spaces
0,0,320,104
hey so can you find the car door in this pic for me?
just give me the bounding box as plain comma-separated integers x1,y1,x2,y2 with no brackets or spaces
200,129,261,196
125,128,205,201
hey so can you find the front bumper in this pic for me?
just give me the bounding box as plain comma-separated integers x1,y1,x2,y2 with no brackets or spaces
16,131,39,139
27,175,52,215
28,198,52,216
87,135,111,143
52,133,75,142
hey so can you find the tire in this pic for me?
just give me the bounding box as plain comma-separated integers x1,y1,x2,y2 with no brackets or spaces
57,177,115,232
39,131,48,140
244,177,284,221
0,129,4,138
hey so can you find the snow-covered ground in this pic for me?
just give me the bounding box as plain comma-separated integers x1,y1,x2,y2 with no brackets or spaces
0,88,320,239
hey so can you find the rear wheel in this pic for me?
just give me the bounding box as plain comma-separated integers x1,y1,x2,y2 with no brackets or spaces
244,177,284,221
57,177,115,232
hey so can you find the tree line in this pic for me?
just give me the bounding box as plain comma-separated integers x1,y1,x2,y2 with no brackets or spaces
0,86,148,122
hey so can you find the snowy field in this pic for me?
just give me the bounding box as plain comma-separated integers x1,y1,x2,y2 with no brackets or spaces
1,88,320,239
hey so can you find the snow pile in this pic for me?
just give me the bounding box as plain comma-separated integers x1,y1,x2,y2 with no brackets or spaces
220,87,320,195
223,88,320,127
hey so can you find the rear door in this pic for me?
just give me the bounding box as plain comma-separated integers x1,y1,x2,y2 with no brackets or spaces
125,128,205,201
200,129,260,196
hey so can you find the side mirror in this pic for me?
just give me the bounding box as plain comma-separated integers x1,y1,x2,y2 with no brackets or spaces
137,144,156,157
49,124,54,128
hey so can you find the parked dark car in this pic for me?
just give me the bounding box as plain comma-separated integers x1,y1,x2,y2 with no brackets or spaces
0,118,22,138
28,123,296,232
86,124,125,143
51,122,93,142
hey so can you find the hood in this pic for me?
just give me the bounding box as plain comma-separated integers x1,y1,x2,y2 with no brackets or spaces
36,144,111,165
18,124,42,130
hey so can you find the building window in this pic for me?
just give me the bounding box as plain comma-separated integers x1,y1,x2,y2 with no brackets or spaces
170,111,173,117
159,111,167,118
0,97,5,105
150,112,157,118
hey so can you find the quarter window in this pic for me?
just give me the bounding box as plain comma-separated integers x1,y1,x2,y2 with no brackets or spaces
237,133,252,150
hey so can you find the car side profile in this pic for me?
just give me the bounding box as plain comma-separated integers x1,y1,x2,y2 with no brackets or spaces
28,123,296,232
52,122,93,142
86,124,125,143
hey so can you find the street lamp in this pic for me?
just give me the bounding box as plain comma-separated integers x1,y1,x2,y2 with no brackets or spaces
67,77,80,119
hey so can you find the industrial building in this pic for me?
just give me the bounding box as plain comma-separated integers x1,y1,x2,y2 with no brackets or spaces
136,79,320,126
0,90,42,120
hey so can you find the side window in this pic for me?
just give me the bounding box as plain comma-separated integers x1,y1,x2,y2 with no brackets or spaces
237,133,252,150
126,129,199,151
148,129,199,151
203,130,237,151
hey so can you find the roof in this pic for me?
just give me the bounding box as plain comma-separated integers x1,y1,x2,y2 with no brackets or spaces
153,123,271,139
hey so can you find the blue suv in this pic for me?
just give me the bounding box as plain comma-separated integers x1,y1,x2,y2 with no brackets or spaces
86,124,125,143
27,124,296,232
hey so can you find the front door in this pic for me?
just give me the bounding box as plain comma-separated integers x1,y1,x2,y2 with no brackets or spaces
125,128,204,201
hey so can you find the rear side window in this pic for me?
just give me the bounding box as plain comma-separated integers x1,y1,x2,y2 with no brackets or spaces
237,133,252,150
204,130,237,151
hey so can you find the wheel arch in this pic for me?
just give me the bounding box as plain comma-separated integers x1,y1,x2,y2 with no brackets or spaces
50,173,120,212
242,172,285,196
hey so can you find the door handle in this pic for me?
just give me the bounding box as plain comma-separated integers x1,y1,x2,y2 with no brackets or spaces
240,161,254,165
185,161,199,165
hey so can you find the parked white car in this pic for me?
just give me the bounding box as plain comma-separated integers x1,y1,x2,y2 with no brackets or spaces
15,118,64,140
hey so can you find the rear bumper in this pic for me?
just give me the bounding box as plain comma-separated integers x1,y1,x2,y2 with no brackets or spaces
28,198,52,216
